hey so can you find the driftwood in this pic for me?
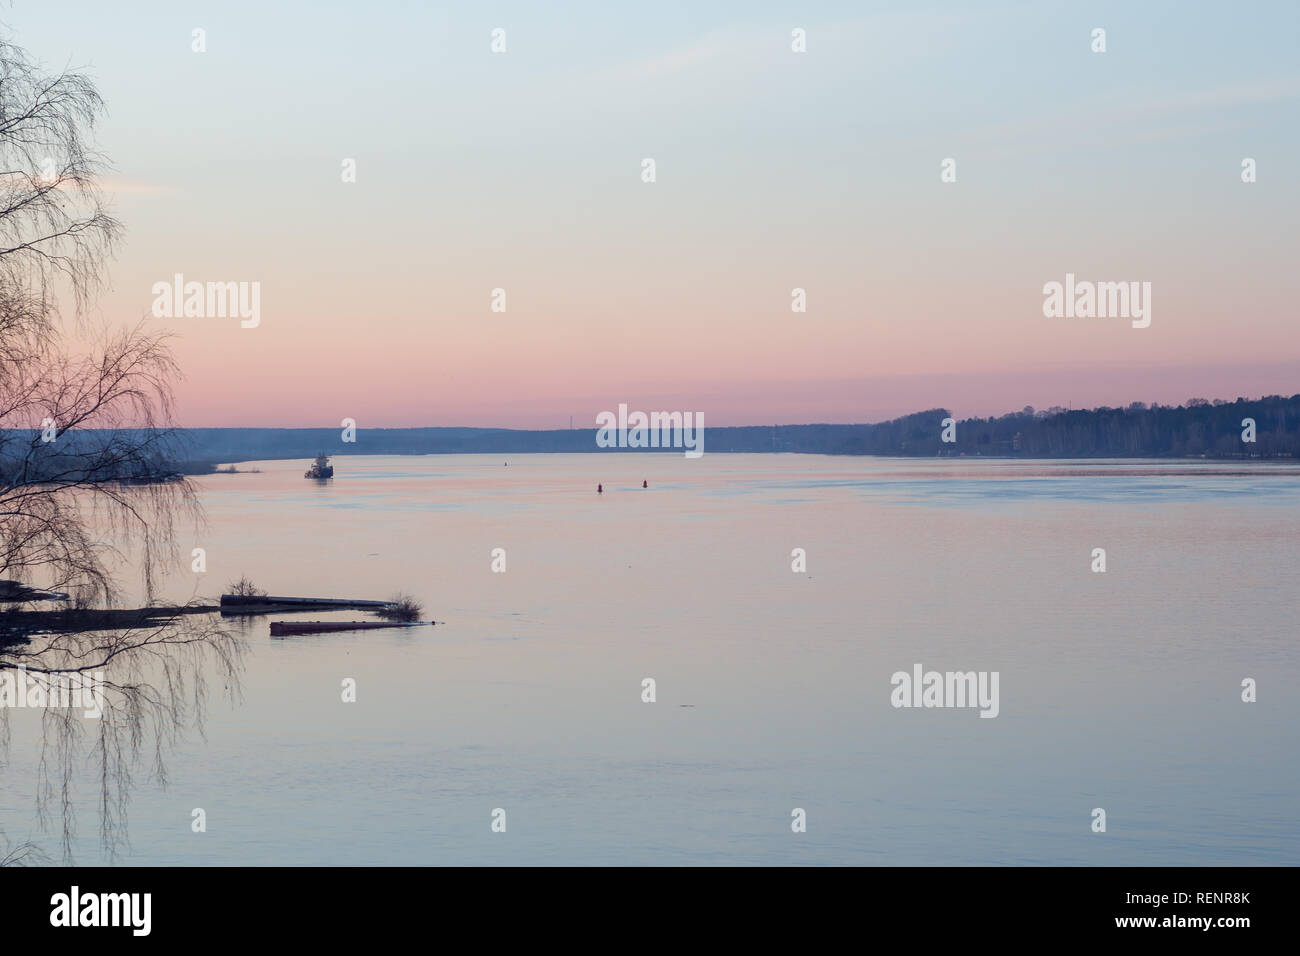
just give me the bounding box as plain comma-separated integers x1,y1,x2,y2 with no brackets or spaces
220,594,391,613
270,620,434,637
0,579,70,602
0,604,220,648
1,594,418,648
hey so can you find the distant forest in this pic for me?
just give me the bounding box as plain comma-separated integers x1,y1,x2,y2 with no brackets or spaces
171,393,1300,463
840,394,1300,458
3,395,1297,479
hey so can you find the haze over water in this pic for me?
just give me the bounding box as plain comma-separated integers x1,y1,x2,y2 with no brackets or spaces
5,454,1297,865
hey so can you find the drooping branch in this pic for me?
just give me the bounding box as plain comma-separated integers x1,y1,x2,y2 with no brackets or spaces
0,34,243,864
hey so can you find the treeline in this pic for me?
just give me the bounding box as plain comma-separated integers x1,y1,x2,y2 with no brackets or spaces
0,429,189,484
140,396,1300,461
167,396,1289,459
169,423,908,460
882,395,1300,458
4,395,1297,468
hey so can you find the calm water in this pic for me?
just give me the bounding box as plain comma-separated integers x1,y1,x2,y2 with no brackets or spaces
4,454,1299,865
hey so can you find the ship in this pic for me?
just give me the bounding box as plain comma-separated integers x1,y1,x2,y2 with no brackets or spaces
304,454,334,479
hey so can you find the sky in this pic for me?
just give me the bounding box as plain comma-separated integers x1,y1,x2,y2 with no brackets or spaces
7,0,1299,427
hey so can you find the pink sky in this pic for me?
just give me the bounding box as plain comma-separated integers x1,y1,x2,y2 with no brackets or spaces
20,2,1296,428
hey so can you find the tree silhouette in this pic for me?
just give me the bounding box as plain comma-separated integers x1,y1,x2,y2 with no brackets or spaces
0,36,242,862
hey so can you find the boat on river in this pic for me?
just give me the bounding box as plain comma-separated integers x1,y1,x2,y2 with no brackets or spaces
305,454,334,479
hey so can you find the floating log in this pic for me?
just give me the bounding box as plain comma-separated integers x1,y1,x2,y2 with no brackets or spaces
221,594,392,609
1,605,221,643
270,620,435,637
0,579,69,602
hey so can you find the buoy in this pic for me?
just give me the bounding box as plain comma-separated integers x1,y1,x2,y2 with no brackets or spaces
597,483,603,493
642,480,647,488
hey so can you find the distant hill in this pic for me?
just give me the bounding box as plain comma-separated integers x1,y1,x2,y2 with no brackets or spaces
167,395,1299,461
170,423,876,461
4,395,1296,477
915,395,1300,458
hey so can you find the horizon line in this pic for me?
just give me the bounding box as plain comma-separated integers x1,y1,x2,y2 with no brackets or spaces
165,391,1298,432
